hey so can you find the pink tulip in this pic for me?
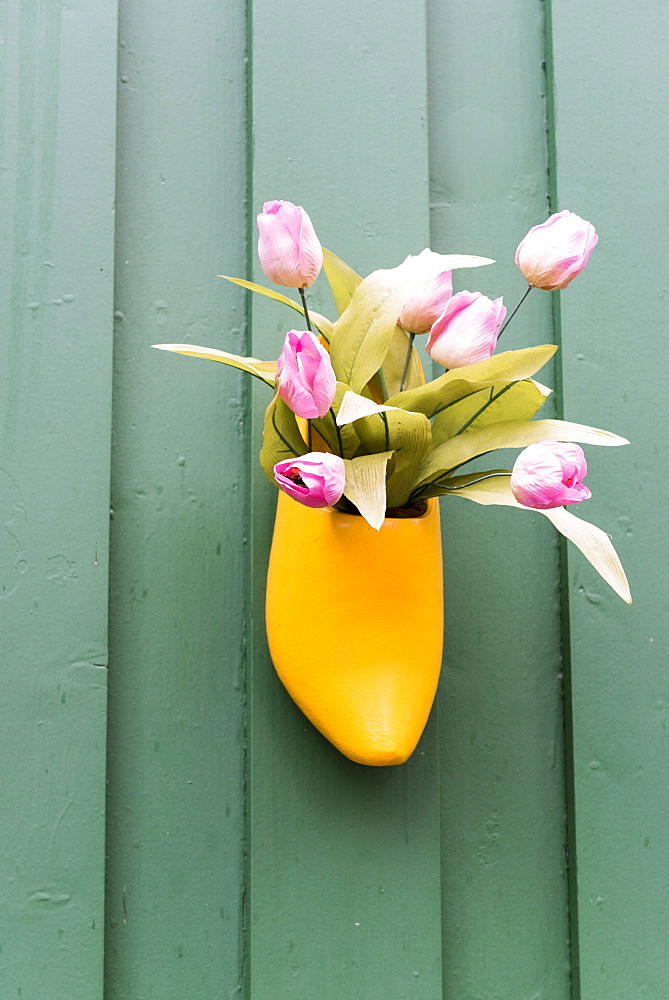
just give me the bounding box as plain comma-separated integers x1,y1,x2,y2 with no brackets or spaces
274,453,345,509
257,200,323,288
277,330,336,419
515,210,598,291
510,441,591,509
398,270,453,335
426,291,505,369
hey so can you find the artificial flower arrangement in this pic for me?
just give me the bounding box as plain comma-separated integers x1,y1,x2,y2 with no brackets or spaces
154,201,630,766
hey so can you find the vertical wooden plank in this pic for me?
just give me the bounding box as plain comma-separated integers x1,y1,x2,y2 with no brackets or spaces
104,2,248,996
549,3,669,997
249,1,443,997
0,2,117,997
426,2,571,996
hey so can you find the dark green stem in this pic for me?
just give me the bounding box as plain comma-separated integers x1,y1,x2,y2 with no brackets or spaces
439,472,509,490
299,286,313,333
497,284,532,340
398,332,416,393
452,382,516,438
380,411,390,452
330,407,344,457
307,419,313,451
412,471,510,502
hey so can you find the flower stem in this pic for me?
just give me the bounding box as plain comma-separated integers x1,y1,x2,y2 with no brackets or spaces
299,286,313,333
330,407,344,457
399,332,416,393
381,411,390,452
497,283,532,340
307,419,313,451
412,471,509,502
441,472,509,490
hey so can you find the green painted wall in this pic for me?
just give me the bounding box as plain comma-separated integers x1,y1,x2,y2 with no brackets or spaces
550,3,669,997
427,4,570,996
104,2,248,996
1,3,117,998
1,1,666,998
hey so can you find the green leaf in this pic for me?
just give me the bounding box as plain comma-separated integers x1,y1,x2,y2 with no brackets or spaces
416,417,629,488
431,378,551,444
342,452,393,530
329,252,494,394
153,343,277,386
311,382,360,459
381,325,424,396
321,248,362,316
336,389,400,425
442,475,631,604
259,394,308,481
543,505,632,604
386,344,557,416
218,275,333,341
354,408,432,508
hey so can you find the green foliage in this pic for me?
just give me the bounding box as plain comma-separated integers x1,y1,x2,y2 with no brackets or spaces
431,379,550,443
321,248,362,316
441,475,631,604
415,417,628,492
152,344,277,386
312,382,360,459
219,274,333,341
259,394,308,481
341,452,393,530
354,408,432,508
329,263,418,393
381,325,424,397
162,249,631,600
386,345,557,416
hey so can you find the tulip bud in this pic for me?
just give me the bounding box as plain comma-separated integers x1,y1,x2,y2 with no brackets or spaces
257,200,323,288
515,210,598,291
426,291,505,369
398,270,453,335
510,441,591,509
274,453,346,509
277,330,337,419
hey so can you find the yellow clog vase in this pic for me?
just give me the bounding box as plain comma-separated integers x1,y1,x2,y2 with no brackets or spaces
265,491,444,766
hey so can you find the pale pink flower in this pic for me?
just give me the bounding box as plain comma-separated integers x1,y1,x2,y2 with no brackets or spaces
426,291,505,369
515,210,598,291
274,453,345,509
398,270,453,335
257,200,323,288
510,441,592,509
277,330,336,419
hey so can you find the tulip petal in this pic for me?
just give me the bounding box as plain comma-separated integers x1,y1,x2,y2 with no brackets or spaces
342,452,393,530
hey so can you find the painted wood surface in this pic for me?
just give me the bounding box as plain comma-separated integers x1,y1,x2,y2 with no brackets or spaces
550,3,669,997
0,2,118,997
248,1,444,996
2,1,666,996
426,2,571,996
104,3,248,997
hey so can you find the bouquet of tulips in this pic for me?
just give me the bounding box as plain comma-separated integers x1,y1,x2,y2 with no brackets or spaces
155,201,631,603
